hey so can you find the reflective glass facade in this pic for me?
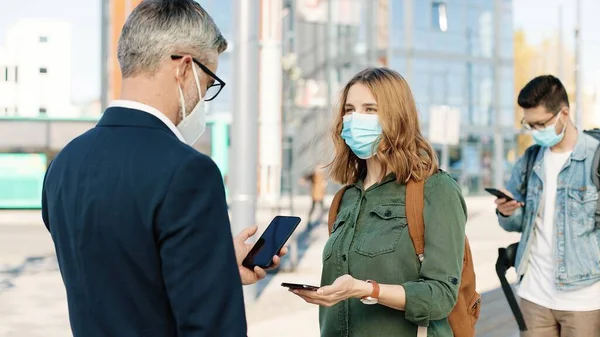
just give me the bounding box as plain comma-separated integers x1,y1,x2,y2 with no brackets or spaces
198,0,517,196
384,0,516,194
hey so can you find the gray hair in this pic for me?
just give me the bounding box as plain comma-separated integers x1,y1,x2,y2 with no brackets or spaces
117,0,228,78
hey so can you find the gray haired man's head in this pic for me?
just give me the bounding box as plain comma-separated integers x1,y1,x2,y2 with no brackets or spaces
117,0,227,78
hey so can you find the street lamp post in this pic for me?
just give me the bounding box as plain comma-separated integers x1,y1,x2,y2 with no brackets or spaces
231,0,260,303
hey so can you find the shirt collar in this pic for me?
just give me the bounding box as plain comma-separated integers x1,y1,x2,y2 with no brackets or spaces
354,172,397,191
108,100,185,143
571,130,594,161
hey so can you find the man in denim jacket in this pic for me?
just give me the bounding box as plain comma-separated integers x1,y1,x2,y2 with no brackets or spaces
495,75,600,336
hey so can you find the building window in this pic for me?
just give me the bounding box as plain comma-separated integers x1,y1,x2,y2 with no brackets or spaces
39,107,47,114
15,66,18,83
432,2,448,32
39,36,48,43
4,67,7,81
39,67,48,74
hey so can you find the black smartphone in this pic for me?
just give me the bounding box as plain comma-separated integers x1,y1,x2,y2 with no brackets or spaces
485,188,515,202
281,282,319,291
242,215,301,269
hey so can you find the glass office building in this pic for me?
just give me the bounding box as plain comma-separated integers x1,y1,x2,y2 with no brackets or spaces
197,0,517,196
385,0,516,195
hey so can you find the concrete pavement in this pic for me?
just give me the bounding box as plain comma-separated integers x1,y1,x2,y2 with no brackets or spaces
0,196,522,336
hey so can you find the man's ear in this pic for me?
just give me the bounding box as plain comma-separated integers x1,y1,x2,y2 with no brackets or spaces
174,57,192,85
560,107,571,120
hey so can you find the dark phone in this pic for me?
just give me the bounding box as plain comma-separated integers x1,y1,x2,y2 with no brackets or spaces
242,216,301,269
281,282,319,291
485,188,515,202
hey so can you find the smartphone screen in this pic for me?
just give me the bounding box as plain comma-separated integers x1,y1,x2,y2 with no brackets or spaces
242,216,301,269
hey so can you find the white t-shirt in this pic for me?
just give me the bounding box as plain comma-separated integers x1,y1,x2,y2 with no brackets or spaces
518,148,600,311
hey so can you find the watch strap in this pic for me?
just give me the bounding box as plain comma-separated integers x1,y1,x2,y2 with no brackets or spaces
365,280,380,299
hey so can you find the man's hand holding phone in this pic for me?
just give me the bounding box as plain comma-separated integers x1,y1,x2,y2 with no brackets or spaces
233,226,288,285
494,189,523,217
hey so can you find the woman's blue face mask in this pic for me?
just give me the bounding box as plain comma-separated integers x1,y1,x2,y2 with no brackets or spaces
341,113,382,159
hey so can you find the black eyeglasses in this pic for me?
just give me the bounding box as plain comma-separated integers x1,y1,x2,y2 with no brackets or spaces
521,109,562,131
171,55,225,101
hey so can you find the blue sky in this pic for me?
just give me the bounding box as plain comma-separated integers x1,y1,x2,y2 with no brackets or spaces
0,0,598,103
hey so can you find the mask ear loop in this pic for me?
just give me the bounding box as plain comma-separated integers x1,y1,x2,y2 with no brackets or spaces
559,114,567,134
552,113,566,136
176,68,186,122
191,64,203,100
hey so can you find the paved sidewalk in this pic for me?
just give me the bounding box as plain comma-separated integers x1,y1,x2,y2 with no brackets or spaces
0,196,522,337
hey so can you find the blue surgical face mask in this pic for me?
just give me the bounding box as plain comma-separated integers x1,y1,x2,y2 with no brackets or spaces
341,113,382,159
532,115,566,148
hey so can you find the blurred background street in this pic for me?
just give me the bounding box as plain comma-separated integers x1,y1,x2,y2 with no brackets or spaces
1,0,600,335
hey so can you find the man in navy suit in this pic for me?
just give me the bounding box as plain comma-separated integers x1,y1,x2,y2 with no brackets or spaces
41,1,284,336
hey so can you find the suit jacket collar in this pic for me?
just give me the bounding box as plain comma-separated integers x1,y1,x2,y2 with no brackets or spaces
97,107,180,140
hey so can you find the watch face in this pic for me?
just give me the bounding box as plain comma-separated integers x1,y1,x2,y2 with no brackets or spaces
360,297,378,305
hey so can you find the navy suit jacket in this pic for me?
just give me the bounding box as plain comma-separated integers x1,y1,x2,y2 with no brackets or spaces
41,107,246,337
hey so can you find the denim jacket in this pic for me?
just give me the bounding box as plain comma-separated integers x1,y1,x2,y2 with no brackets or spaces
498,132,600,291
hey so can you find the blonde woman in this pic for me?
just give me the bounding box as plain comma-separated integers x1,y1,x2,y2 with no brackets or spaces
291,68,468,336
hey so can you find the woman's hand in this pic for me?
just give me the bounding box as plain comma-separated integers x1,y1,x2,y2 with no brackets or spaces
290,274,371,307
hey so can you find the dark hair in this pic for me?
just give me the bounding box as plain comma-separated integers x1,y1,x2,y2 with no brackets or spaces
517,75,569,112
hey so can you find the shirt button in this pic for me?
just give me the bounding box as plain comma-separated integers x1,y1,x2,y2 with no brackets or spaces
384,210,392,217
342,254,347,261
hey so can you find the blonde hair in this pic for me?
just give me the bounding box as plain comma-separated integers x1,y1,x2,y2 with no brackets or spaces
329,67,439,185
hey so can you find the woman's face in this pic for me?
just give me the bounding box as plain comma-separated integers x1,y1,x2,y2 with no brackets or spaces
344,83,378,116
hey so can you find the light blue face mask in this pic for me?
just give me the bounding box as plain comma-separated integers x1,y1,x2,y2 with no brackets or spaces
532,115,566,148
341,113,382,159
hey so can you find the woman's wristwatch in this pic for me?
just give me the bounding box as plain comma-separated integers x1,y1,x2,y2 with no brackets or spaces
360,280,380,305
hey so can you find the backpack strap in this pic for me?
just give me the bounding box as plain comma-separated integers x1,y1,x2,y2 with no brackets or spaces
496,244,528,331
518,144,541,197
327,187,349,235
406,179,426,262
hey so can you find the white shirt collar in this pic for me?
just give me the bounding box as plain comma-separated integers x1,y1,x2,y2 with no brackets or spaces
108,100,186,143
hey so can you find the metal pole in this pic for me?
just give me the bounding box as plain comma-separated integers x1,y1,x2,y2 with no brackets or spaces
493,0,504,187
558,3,563,80
575,0,583,129
281,0,297,272
386,0,393,66
404,0,413,83
366,0,377,66
325,0,335,162
467,28,473,124
100,0,109,112
231,0,260,302
441,72,450,171
288,0,296,216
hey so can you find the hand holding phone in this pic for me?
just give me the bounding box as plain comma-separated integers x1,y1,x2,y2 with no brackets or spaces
484,188,515,201
486,188,523,217
242,216,301,269
281,282,319,291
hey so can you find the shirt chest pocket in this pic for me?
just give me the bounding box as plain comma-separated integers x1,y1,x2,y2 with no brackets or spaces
567,188,599,234
355,204,407,258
